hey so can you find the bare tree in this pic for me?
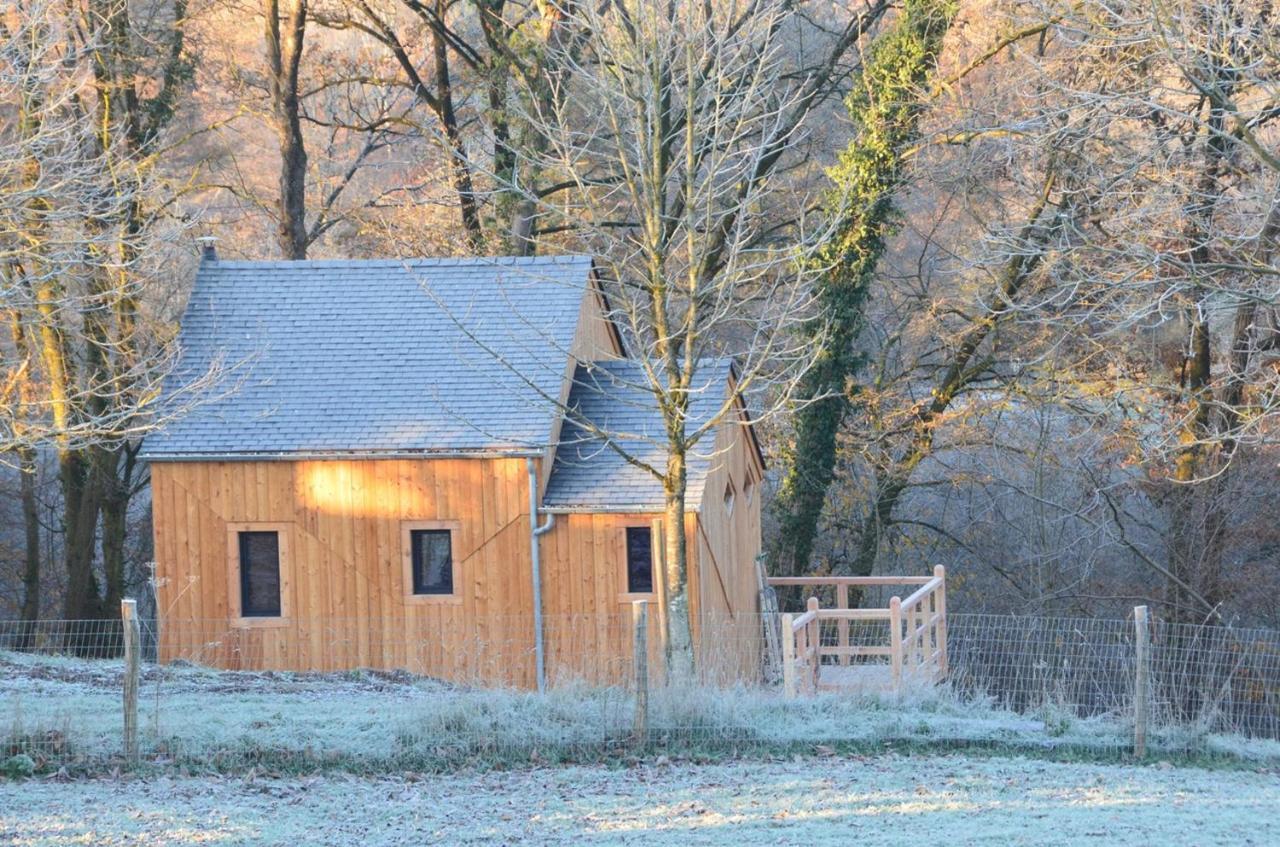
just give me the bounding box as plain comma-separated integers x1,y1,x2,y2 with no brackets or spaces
1,0,221,627
477,0,890,670
1003,0,1280,621
815,0,1280,622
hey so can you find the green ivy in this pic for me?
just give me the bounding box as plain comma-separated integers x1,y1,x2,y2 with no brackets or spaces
769,0,956,577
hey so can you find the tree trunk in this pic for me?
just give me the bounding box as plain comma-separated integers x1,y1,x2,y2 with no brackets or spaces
18,446,41,648
662,450,694,680
100,446,135,610
429,0,483,250
265,0,309,259
60,450,104,623
1160,71,1234,623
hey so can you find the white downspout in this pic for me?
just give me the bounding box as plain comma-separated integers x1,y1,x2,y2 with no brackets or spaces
527,457,555,693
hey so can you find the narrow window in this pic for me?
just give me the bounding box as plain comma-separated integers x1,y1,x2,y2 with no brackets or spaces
410,529,454,595
744,476,756,504
625,526,653,594
238,531,281,617
723,478,737,515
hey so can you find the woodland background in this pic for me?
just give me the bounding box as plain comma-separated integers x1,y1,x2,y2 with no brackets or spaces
2,0,1278,629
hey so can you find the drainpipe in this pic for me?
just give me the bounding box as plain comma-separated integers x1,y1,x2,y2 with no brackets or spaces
527,457,555,693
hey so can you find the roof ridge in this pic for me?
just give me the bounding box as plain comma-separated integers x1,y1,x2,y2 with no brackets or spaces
202,254,593,270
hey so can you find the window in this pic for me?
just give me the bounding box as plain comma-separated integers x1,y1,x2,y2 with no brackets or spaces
401,520,461,603
226,522,291,625
744,475,756,504
625,526,654,594
238,531,282,616
410,529,453,595
723,478,737,516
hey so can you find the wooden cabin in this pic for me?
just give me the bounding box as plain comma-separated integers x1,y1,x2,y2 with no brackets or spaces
141,252,765,689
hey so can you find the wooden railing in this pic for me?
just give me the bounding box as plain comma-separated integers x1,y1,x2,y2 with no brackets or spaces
770,565,947,698
779,597,821,697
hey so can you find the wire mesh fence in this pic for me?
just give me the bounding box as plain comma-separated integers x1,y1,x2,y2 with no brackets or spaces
3,609,1279,776
947,613,1280,740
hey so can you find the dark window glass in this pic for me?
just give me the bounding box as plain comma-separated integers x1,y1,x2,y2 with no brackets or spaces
238,531,281,617
411,529,454,595
626,526,653,594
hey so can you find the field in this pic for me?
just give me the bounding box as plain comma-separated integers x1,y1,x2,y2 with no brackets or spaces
7,648,1280,773
5,754,1279,845
5,649,1280,844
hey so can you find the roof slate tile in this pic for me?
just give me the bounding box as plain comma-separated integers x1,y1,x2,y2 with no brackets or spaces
141,255,594,458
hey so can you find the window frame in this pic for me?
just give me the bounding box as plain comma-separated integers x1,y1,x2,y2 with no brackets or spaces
226,522,293,628
723,477,737,516
401,520,462,604
619,523,658,602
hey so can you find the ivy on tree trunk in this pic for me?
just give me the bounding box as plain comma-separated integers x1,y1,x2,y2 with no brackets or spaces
768,0,956,579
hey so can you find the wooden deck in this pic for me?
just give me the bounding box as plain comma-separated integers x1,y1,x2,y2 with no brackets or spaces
767,566,948,698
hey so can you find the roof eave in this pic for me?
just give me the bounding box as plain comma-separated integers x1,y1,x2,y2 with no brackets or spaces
140,448,545,462
542,504,701,515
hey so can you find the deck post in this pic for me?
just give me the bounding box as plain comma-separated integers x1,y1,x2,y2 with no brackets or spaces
837,584,849,667
806,596,820,694
632,600,649,745
934,565,948,680
1133,605,1150,759
889,596,903,695
122,599,140,763
908,603,919,677
780,612,796,698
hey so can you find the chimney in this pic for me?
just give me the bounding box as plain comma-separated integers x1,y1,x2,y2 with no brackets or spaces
196,236,218,262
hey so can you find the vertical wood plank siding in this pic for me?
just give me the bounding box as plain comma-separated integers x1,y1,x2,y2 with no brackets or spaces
153,433,762,688
691,390,766,684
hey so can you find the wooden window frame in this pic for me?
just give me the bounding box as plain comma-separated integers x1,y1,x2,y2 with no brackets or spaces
401,520,463,605
723,477,737,516
618,523,659,602
226,522,293,628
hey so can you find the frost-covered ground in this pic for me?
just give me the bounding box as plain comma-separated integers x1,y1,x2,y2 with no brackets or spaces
4,754,1278,845
5,649,1280,772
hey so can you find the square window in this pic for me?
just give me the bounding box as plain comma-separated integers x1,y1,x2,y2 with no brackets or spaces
625,526,653,594
238,530,281,617
410,529,454,595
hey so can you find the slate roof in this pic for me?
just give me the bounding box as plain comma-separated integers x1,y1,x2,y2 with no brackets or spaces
542,360,736,512
141,255,595,459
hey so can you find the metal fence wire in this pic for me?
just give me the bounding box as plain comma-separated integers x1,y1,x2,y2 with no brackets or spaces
946,614,1280,740
3,610,1279,774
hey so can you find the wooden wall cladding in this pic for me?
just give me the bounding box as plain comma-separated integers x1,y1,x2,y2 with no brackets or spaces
152,457,536,686
151,454,762,689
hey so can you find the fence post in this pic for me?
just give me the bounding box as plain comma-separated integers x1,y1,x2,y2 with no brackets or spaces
1133,604,1150,759
837,583,850,667
889,596,903,695
934,565,948,680
632,600,649,744
781,612,796,699
807,596,821,694
122,598,140,763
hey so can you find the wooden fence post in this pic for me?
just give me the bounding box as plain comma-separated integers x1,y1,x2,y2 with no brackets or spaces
836,583,850,667
122,598,140,763
934,565,948,679
781,612,796,699
806,596,820,694
1134,605,1150,759
632,600,649,744
889,596,903,695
